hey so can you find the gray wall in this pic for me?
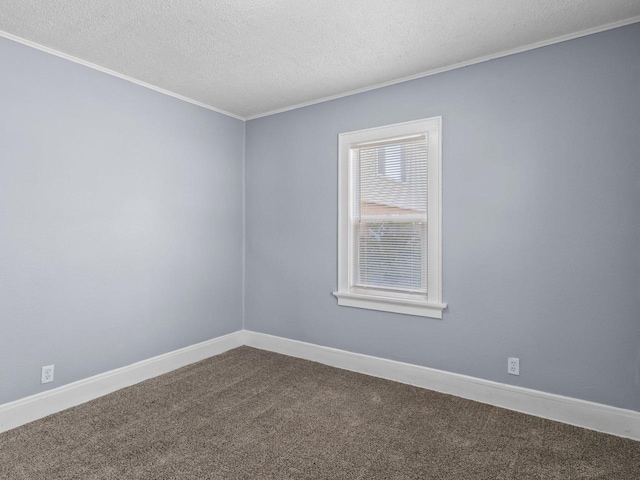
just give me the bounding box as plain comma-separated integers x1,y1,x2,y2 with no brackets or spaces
0,38,244,404
2,23,639,413
245,24,640,411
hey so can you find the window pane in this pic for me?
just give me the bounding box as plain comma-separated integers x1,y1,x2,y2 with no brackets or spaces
377,144,406,181
352,135,428,294
356,221,427,293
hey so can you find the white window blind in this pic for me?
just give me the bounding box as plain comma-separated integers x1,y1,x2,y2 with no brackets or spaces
351,135,428,294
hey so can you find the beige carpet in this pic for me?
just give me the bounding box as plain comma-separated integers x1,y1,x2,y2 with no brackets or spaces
1,346,638,479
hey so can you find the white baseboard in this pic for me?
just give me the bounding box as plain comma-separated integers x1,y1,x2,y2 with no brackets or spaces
0,330,244,433
3,328,638,441
243,330,640,441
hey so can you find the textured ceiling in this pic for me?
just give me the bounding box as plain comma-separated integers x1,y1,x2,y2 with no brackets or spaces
1,1,639,119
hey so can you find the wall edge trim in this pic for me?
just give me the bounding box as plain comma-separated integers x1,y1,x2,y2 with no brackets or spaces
0,330,246,433
243,330,640,441
3,329,637,441
0,29,246,121
245,16,640,120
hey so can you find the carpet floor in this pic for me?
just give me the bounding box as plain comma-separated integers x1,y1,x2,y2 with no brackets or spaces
1,346,638,479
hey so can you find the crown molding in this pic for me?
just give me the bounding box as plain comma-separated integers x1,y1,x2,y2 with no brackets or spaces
0,29,246,121
2,15,639,122
246,15,640,120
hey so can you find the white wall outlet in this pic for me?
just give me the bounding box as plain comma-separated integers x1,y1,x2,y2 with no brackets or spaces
41,364,54,384
507,357,519,376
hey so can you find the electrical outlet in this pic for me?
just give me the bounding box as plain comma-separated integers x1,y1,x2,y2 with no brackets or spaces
507,357,519,376
41,364,54,384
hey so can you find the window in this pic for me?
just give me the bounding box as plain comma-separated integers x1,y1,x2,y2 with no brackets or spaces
333,117,446,318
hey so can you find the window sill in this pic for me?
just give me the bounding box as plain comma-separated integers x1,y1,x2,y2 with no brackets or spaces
332,291,447,319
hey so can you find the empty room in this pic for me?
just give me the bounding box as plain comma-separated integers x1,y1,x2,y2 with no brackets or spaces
1,1,639,478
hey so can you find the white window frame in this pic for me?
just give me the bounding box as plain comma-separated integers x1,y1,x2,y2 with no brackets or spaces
333,117,446,319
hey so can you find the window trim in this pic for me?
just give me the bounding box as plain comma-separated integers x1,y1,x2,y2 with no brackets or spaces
333,117,446,319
